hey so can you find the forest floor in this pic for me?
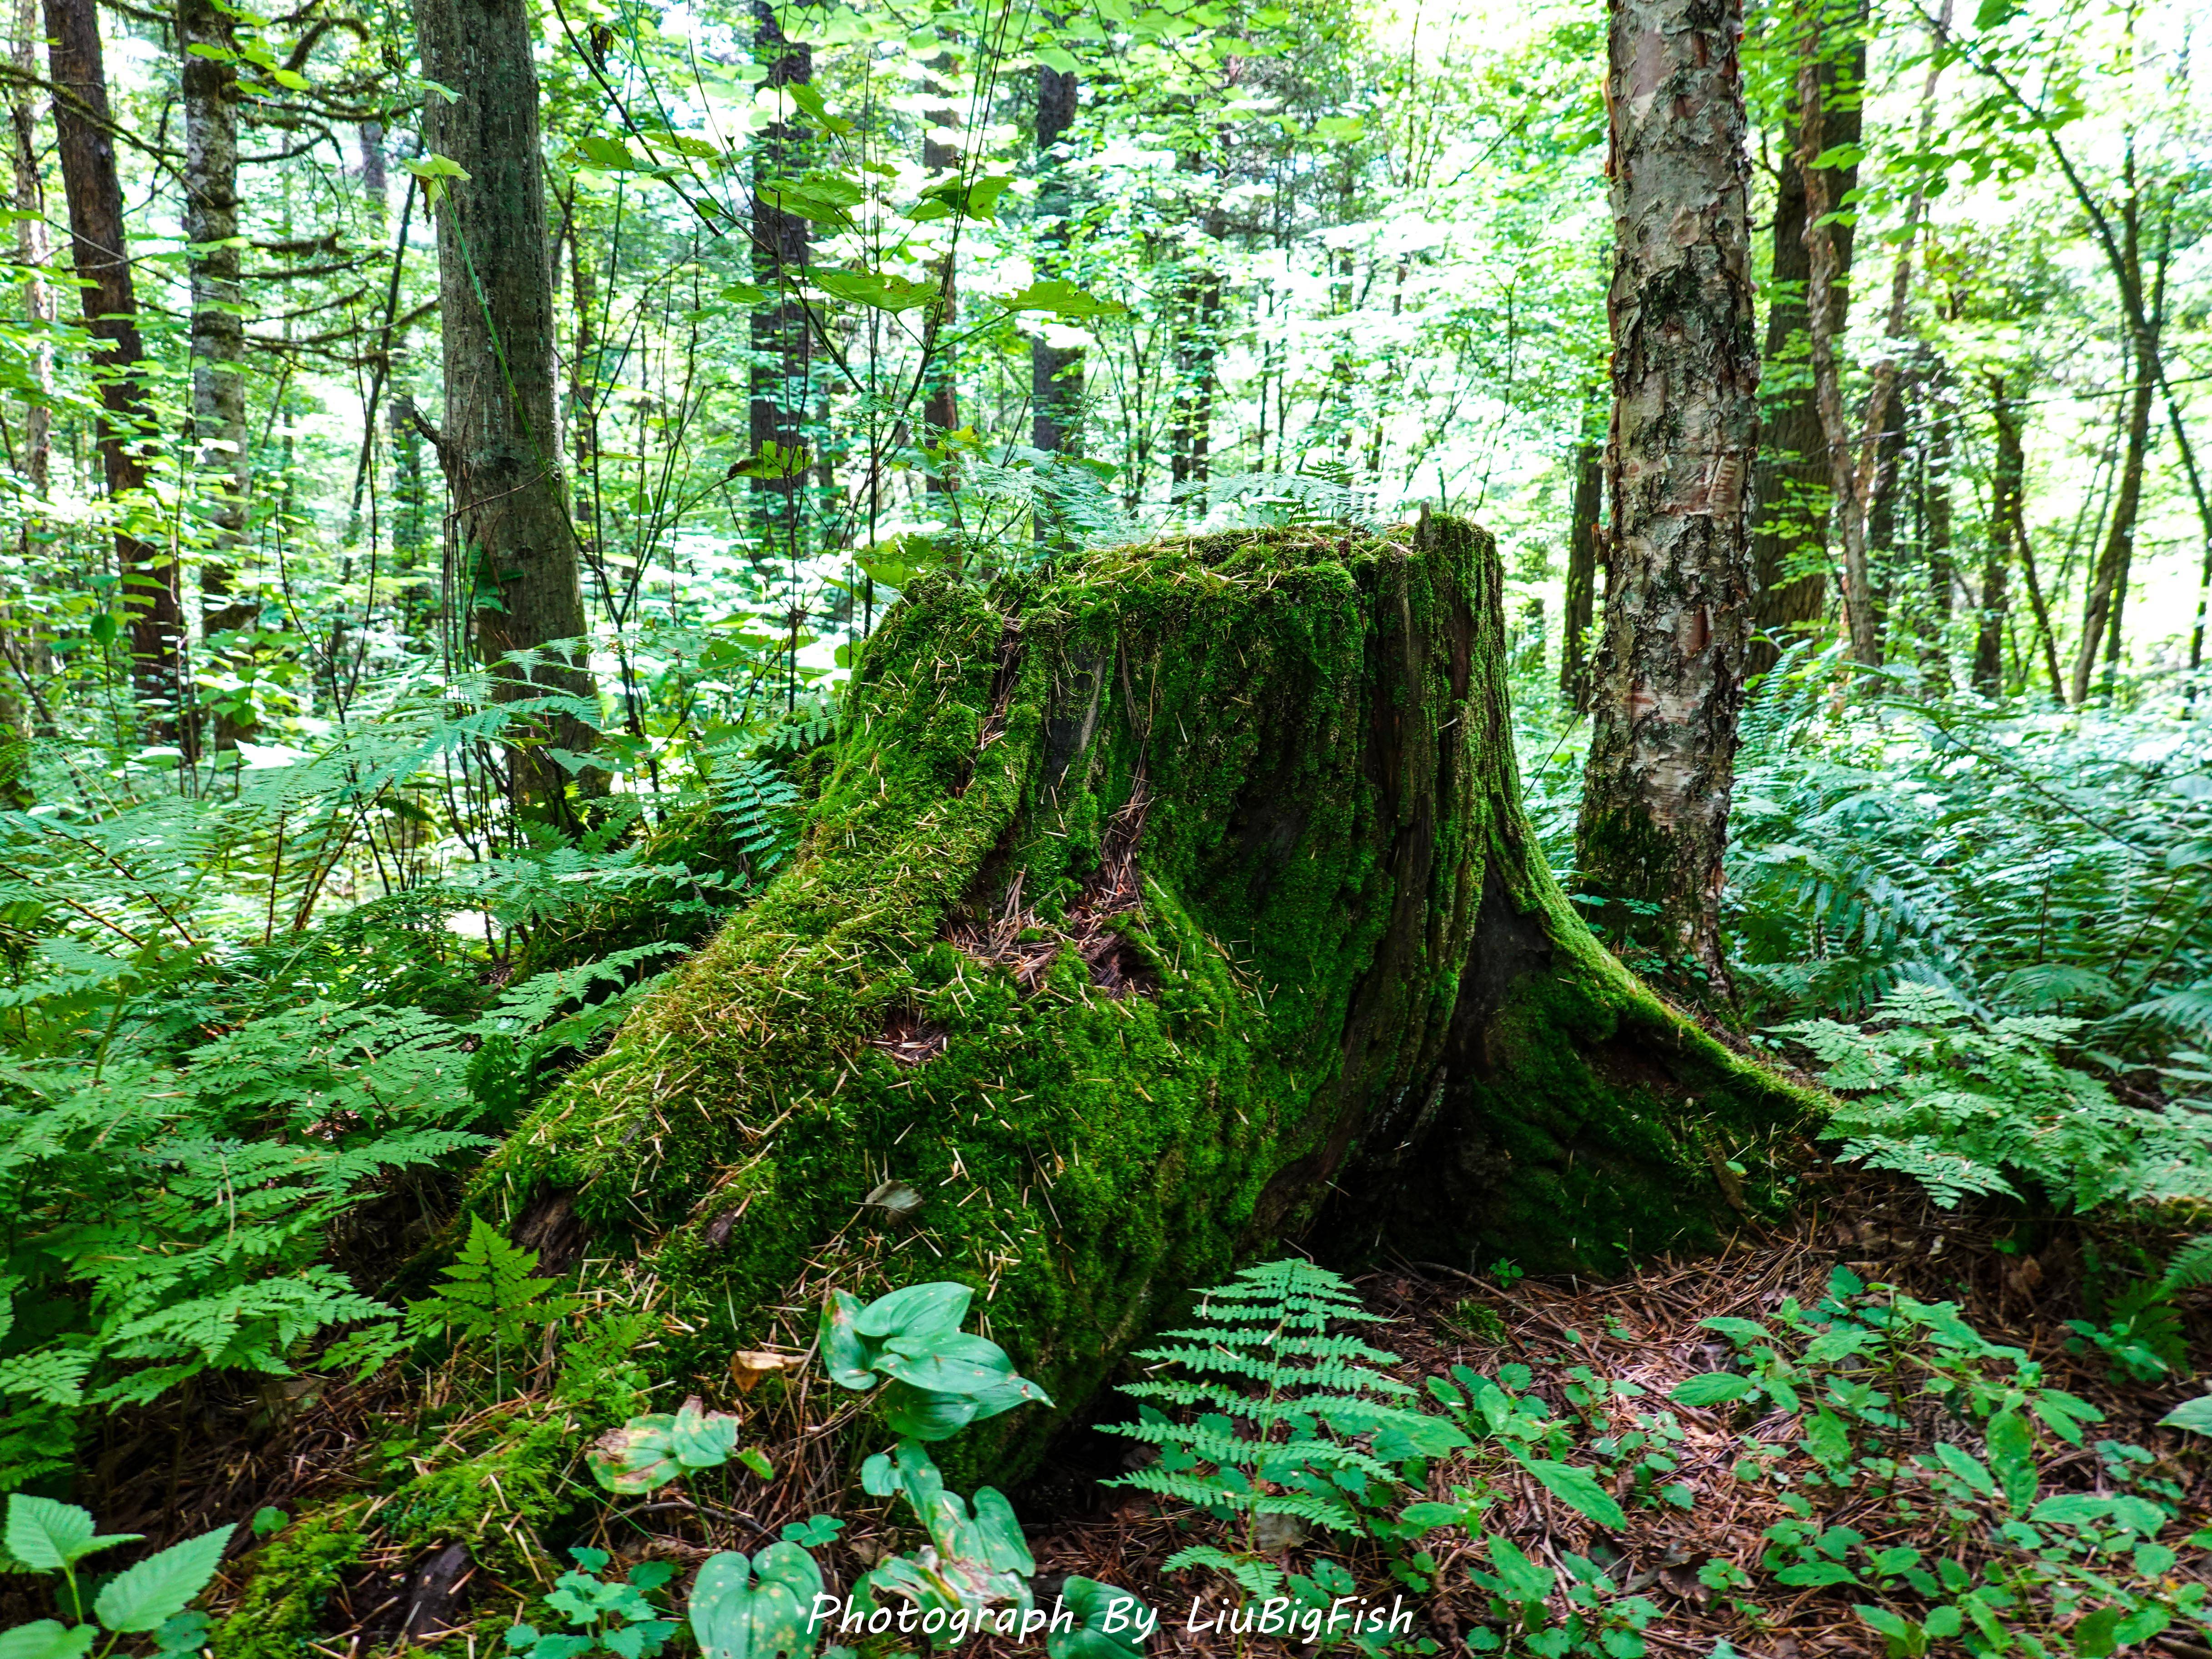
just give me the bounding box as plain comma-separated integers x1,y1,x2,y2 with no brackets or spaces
64,1168,2212,1659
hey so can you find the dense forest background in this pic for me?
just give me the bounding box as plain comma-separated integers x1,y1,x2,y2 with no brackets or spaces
0,0,2210,1651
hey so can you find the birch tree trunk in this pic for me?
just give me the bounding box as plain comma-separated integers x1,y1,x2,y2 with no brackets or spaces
45,0,184,741
180,0,255,747
1575,0,1760,987
1560,437,1602,709
414,0,598,817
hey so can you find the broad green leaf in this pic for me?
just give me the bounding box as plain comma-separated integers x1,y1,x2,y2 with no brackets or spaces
819,1290,874,1389
689,1552,752,1659
5,1497,136,1573
93,1524,235,1632
0,1623,96,1659
880,1379,979,1441
853,1282,971,1341
576,136,641,171
1477,1535,1554,1603
1670,1372,1756,1407
1932,1443,1996,1497
1518,1457,1625,1530
669,1399,743,1468
993,280,1126,318
813,270,938,312
1048,1579,1151,1659
907,174,1015,223
875,1331,1016,1395
1775,1561,1857,1588
2158,1393,2212,1436
1984,1410,2036,1509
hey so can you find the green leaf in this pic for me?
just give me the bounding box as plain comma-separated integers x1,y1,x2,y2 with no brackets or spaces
0,1624,96,1659
94,1525,236,1632
875,1331,1017,1395
853,1282,971,1341
1984,1410,2036,1509
1776,1561,1858,1587
1518,1457,1625,1530
2030,1493,2165,1535
1932,1443,1996,1497
992,280,1126,318
1049,1579,1152,1659
576,135,642,171
880,1379,980,1441
819,1291,874,1389
1034,45,1081,75
689,1552,753,1659
2158,1393,2212,1436
1670,1372,1756,1407
906,174,1015,223
5,1497,137,1573
1973,0,2020,27
2072,1607,2123,1659
813,270,939,313
669,1399,743,1468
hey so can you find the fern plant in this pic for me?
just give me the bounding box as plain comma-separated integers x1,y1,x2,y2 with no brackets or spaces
1103,1259,1466,1597
407,1215,581,1391
1776,984,2212,1215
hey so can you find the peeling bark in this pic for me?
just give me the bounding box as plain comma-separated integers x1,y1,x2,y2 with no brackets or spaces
1576,0,1761,985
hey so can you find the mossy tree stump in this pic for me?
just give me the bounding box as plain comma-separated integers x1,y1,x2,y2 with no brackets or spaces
483,513,1804,1473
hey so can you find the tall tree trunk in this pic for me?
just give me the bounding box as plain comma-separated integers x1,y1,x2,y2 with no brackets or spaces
748,1,810,547
1031,57,1081,478
1560,438,1602,707
1917,362,1955,691
3,0,50,803
920,52,959,491
1745,1,1861,675
1973,374,2021,695
2072,344,2155,705
414,0,597,818
10,0,50,498
1795,0,1949,672
45,0,183,740
1576,0,1761,988
181,0,254,748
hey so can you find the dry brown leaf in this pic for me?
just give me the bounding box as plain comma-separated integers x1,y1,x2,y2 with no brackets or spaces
729,1349,801,1393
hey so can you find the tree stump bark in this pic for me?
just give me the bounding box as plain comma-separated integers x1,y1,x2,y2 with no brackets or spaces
483,513,1807,1474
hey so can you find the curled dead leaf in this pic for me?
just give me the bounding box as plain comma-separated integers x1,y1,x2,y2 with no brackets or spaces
730,1349,801,1394
863,1179,924,1222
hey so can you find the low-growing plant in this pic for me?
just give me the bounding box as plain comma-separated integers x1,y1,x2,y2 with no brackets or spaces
505,1548,678,1659
0,1495,234,1659
1104,1258,1471,1598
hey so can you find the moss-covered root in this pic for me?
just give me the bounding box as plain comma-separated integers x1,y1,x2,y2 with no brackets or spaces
475,513,1808,1481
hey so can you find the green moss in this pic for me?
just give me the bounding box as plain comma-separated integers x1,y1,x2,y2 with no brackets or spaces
215,1503,367,1659
468,517,1809,1488
380,1408,586,1577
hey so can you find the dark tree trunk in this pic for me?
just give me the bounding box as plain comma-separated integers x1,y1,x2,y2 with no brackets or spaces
46,0,183,739
920,52,959,490
749,1,811,544
1031,60,1081,473
1973,374,2021,696
1746,4,1861,676
10,0,50,498
1576,0,1761,987
1917,363,1955,690
414,0,597,816
181,0,254,748
1560,439,1602,707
